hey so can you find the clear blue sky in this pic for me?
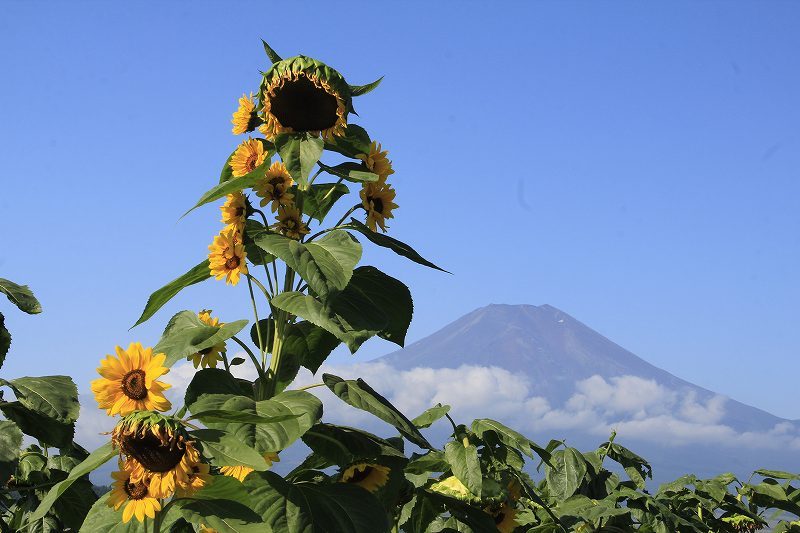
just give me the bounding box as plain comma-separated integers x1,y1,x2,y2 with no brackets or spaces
1,2,798,418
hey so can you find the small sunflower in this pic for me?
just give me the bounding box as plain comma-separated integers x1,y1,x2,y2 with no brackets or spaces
360,180,398,233
339,462,390,493
276,204,309,240
356,141,395,181
220,452,279,482
254,162,294,212
107,467,161,524
487,502,519,533
230,138,268,177
258,56,351,140
90,343,171,416
187,310,226,369
231,92,261,135
208,225,248,285
175,462,211,497
220,191,248,230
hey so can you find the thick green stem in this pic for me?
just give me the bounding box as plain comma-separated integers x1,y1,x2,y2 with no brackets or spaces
246,276,267,368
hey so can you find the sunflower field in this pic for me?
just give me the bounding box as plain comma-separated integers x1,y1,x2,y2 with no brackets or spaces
3,41,800,533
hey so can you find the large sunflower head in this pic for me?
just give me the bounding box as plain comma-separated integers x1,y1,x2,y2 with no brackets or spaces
230,138,268,178
231,92,262,135
220,452,279,482
220,191,249,230
258,56,351,140
90,342,172,416
339,462,390,493
113,413,201,499
360,180,398,233
276,204,310,240
186,310,226,369
107,465,161,523
208,225,248,285
356,141,395,181
254,162,295,213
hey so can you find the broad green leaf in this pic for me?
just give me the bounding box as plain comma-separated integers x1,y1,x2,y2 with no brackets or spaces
32,442,116,524
254,390,322,452
404,492,443,533
471,418,550,463
184,370,253,409
132,261,211,327
444,441,482,496
243,219,276,267
274,133,324,186
78,493,147,532
0,401,74,447
749,480,789,502
10,376,79,424
153,310,247,367
755,469,800,481
602,442,652,490
350,76,384,97
0,420,22,484
249,318,275,354
0,312,10,368
302,423,403,465
177,476,264,532
284,321,340,374
406,450,449,475
189,409,298,425
318,161,378,183
188,394,258,452
301,182,351,222
261,39,282,64
412,404,451,429
0,278,42,314
546,448,588,500
189,429,269,469
343,217,449,272
424,490,498,531
324,124,372,159
323,374,433,449
54,477,98,530
243,470,389,533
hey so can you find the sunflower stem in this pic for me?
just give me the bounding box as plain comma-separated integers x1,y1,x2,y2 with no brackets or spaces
246,276,267,369
230,335,266,383
305,204,361,242
295,382,325,391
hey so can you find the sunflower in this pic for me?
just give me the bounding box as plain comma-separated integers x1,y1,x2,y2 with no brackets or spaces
487,503,519,533
339,462,390,493
90,343,171,416
356,141,394,181
175,462,211,497
208,225,248,285
107,467,161,524
254,162,294,213
231,92,261,135
230,138,268,177
258,56,351,140
220,191,248,230
360,179,398,233
113,414,201,499
276,204,309,240
220,452,279,482
187,310,226,369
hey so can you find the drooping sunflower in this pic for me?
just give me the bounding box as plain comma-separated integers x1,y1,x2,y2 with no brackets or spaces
220,452,279,482
91,343,171,416
231,92,261,135
356,141,395,181
254,162,294,212
187,310,226,369
113,413,201,499
258,56,351,140
339,462,390,493
220,191,248,230
107,466,161,524
360,179,398,233
230,138,268,177
276,204,309,240
208,225,248,285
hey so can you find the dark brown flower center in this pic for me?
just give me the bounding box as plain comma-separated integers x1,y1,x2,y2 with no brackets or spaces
270,75,339,132
121,370,148,400
122,431,185,473
124,480,149,500
494,511,506,525
234,207,244,217
371,197,384,214
346,465,374,483
225,256,240,269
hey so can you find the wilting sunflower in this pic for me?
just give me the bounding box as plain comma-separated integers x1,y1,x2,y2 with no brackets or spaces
107,467,161,524
220,191,248,230
276,204,309,240
230,138,268,177
721,515,763,533
91,342,171,416
187,310,226,369
175,462,211,497
258,56,351,140
113,413,201,499
360,179,398,233
208,225,248,285
231,92,261,135
339,462,390,493
254,161,294,212
486,503,519,533
356,141,394,181
220,452,279,482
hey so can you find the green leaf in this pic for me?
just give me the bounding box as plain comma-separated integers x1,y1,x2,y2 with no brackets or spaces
190,429,269,469
177,475,264,532
424,490,498,531
274,133,324,186
323,374,433,449
0,420,22,484
318,161,379,183
444,441,482,496
602,442,652,490
546,448,588,499
343,218,449,272
0,402,74,447
54,477,99,530
284,321,340,374
260,39,282,64
189,409,298,425
185,371,253,409
350,76,384,97
10,376,79,424
755,469,800,481
249,318,275,355
243,470,389,533
32,443,116,524
403,492,443,533
324,124,372,159
230,357,245,366
302,423,403,465
132,261,211,328
153,310,247,367
412,404,451,429
78,492,147,532
471,418,550,463
0,278,42,314
254,390,322,452
0,312,10,369
302,182,350,222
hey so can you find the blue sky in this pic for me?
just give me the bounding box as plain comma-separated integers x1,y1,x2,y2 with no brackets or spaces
1,2,798,419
